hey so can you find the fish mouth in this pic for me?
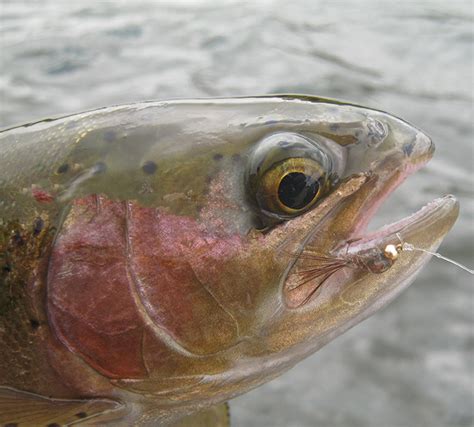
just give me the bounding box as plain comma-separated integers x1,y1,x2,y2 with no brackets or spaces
285,135,459,308
343,195,458,256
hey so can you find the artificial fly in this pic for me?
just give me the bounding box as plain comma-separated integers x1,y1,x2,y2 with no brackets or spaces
286,233,473,306
286,245,396,305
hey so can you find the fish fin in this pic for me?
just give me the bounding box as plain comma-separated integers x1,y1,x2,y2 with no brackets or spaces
173,402,230,427
0,386,123,426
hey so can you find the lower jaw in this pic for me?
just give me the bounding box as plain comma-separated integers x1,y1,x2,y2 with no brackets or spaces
294,195,459,320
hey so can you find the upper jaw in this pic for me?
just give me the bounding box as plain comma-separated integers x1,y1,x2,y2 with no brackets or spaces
347,128,435,238
343,195,459,255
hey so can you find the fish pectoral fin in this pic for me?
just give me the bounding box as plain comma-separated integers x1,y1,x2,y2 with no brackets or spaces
0,386,123,426
173,402,230,427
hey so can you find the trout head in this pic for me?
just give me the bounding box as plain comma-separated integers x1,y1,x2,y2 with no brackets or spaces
44,96,458,412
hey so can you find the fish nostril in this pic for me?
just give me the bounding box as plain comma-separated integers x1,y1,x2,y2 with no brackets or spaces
403,141,415,157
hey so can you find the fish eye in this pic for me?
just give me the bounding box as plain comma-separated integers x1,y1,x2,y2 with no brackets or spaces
246,133,337,219
258,157,325,214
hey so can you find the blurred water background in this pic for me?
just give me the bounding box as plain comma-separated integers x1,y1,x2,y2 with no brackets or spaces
0,1,472,426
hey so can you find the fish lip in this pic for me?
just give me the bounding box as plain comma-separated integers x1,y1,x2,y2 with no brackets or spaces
341,194,459,254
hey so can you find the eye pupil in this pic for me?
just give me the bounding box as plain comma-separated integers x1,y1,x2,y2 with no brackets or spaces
278,172,319,210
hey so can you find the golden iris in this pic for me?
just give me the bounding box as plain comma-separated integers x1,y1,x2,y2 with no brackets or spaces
256,157,326,215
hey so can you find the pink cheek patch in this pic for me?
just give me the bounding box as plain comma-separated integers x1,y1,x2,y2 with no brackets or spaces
47,195,244,379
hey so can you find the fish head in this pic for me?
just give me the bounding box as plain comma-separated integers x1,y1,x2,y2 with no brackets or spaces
39,96,458,410
233,97,459,358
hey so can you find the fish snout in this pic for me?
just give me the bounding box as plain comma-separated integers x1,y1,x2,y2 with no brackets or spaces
405,130,435,165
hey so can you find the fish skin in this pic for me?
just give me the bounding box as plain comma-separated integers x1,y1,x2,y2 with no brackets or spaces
0,95,458,425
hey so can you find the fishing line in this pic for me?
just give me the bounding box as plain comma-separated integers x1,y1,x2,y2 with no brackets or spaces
395,233,473,274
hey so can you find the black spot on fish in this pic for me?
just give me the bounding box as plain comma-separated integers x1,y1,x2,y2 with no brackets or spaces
30,319,40,330
5,423,18,427
2,263,12,274
47,424,60,427
33,217,44,236
56,163,69,174
142,161,157,175
75,412,88,419
103,130,117,142
93,162,107,175
329,123,339,131
213,153,224,161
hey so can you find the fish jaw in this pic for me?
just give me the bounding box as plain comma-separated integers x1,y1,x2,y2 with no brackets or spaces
337,194,459,315
257,131,458,358
259,194,459,363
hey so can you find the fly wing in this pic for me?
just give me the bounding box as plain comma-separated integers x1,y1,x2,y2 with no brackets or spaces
0,387,123,426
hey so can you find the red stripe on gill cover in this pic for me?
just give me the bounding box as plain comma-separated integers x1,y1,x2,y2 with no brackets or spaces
47,197,147,378
47,195,241,379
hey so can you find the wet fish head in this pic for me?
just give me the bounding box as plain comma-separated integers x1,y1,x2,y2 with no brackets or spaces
41,96,458,410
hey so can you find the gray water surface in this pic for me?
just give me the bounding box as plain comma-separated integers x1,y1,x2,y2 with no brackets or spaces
0,1,473,426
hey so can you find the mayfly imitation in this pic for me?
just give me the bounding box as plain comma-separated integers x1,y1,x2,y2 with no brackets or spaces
285,234,472,306
286,245,398,306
